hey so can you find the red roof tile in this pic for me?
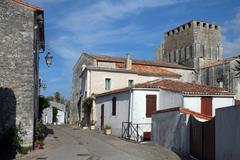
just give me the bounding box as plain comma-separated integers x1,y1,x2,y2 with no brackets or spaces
135,79,232,95
153,107,212,120
15,0,43,11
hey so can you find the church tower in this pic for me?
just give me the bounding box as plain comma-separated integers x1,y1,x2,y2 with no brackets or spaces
156,20,223,70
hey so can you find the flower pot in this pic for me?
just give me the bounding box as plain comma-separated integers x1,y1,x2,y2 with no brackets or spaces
104,129,112,135
82,126,88,130
90,125,95,130
34,143,41,150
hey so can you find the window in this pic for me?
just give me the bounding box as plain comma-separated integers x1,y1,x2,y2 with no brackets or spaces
112,97,116,116
146,95,157,117
128,80,134,87
173,51,176,62
105,78,111,90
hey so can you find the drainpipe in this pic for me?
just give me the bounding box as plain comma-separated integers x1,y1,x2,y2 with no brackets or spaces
128,89,133,123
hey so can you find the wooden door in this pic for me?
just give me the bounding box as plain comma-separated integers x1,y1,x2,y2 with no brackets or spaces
101,104,104,130
190,116,215,160
201,97,212,116
146,95,157,117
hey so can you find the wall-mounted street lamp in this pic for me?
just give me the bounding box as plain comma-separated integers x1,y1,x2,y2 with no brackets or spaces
45,51,53,67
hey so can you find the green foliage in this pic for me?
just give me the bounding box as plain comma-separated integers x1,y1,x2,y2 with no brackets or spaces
1,123,27,157
54,92,61,102
53,107,58,122
18,146,32,155
82,97,94,114
39,96,50,119
34,120,44,141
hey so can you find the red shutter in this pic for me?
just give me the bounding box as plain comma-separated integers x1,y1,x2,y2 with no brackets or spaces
146,95,157,117
201,97,212,116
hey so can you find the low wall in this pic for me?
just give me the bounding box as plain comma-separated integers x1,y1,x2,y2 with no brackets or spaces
215,106,240,159
152,110,190,156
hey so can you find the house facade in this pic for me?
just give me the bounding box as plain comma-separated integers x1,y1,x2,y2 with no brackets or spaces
0,0,44,147
95,79,234,141
70,53,196,124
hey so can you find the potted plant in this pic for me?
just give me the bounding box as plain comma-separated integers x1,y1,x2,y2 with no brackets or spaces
104,125,112,135
90,120,96,130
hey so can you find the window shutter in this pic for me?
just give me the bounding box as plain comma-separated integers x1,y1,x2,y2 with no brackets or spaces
146,95,157,117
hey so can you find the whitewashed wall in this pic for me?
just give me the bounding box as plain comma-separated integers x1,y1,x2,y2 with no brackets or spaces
96,91,130,136
159,89,183,109
90,70,178,95
183,97,201,113
57,110,65,125
212,97,234,115
183,96,234,116
131,89,159,124
42,107,53,125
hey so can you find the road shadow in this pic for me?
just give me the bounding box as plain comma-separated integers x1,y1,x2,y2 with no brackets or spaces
0,87,17,160
43,125,54,138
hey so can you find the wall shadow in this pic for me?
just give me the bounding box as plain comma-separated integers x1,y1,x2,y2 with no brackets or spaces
0,87,17,160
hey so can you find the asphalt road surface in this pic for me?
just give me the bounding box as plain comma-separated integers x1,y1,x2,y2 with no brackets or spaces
18,125,180,160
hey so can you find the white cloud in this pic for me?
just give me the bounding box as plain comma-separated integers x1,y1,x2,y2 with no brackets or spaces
222,10,240,56
47,0,188,61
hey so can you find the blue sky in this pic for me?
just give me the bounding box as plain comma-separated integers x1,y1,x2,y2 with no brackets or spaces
25,0,240,99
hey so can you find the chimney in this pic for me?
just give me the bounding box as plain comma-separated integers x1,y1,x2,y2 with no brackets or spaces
125,53,132,70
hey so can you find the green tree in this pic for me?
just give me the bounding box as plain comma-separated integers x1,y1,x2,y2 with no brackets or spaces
53,107,58,123
39,95,50,119
53,92,61,102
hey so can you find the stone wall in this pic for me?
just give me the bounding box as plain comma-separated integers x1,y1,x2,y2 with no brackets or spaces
70,53,94,124
157,20,223,70
0,0,35,146
200,59,240,99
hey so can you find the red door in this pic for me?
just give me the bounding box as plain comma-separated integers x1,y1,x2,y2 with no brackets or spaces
201,97,212,116
101,104,104,130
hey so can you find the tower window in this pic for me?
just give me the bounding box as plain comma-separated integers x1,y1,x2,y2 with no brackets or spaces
215,26,218,30
209,24,212,29
203,23,206,28
174,51,176,62
188,23,191,28
197,22,200,26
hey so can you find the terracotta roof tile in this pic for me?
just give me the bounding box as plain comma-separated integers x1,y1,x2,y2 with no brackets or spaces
135,79,232,95
153,107,212,120
15,0,43,11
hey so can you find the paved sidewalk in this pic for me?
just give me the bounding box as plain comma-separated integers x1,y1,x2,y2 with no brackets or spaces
18,125,180,160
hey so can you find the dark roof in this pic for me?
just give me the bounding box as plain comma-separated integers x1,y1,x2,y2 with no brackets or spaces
15,0,43,11
86,53,194,70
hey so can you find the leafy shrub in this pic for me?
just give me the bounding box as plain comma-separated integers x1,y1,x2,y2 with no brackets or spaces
34,120,44,141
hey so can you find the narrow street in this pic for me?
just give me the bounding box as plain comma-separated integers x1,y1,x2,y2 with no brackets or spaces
19,125,180,160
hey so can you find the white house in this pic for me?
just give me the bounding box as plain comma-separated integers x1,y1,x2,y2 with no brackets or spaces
42,101,67,125
95,79,234,141
71,53,196,124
